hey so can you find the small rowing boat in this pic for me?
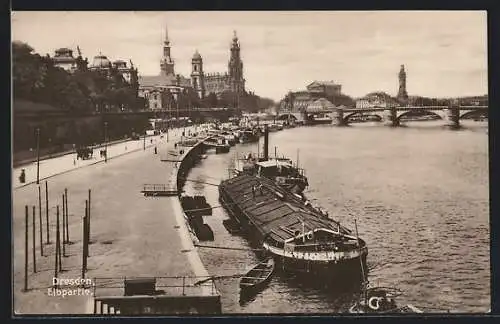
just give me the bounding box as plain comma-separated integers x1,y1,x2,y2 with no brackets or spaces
222,219,241,234
239,258,275,294
348,286,423,314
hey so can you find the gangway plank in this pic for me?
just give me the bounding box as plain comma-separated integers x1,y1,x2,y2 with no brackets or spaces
141,184,178,196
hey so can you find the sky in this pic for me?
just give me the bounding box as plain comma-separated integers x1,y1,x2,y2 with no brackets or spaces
11,11,487,101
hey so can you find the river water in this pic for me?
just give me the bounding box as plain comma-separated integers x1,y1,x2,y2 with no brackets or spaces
183,120,489,314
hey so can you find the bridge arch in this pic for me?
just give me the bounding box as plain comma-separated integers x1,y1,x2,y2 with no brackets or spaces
396,110,444,123
460,110,488,120
277,113,298,121
343,111,384,124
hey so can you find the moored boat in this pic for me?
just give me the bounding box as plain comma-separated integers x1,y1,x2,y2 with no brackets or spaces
268,123,280,132
219,174,368,284
348,219,423,314
348,286,423,314
234,126,309,194
306,114,333,125
239,128,259,144
239,258,275,294
203,136,231,154
219,130,237,146
236,157,309,194
222,218,241,234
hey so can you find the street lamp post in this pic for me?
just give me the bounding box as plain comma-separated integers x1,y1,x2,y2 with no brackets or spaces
104,122,108,163
143,131,146,150
36,128,40,184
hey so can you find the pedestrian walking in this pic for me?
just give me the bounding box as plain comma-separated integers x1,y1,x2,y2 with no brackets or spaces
19,169,26,183
251,185,255,198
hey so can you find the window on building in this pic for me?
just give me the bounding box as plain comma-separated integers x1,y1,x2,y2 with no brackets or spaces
194,65,198,72
154,103,157,109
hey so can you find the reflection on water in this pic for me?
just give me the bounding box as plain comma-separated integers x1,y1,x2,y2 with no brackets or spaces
183,120,489,313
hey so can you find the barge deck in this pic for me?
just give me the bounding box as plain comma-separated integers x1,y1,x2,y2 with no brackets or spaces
219,174,368,284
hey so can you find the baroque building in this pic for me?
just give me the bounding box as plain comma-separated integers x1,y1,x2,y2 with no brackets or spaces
203,31,246,97
190,50,205,99
52,48,78,72
138,25,247,111
51,46,137,84
138,25,192,110
88,53,138,86
280,81,342,112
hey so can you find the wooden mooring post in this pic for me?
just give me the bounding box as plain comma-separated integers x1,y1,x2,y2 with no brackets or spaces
45,181,50,245
62,194,66,257
65,188,70,243
82,200,89,278
88,189,92,245
32,206,36,273
53,207,58,288
38,185,43,256
56,206,62,272
24,206,28,291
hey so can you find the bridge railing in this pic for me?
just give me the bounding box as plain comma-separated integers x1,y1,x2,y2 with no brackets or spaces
92,276,218,298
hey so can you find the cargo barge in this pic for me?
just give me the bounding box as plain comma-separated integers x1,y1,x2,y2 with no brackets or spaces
233,126,309,195
219,174,368,284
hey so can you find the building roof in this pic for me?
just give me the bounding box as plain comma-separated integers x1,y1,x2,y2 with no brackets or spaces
192,50,202,60
139,74,177,87
91,55,111,68
55,48,73,55
139,74,192,88
307,81,340,88
306,98,335,112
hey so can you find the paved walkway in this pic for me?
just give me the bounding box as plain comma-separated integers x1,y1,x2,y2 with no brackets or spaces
12,125,210,314
13,126,204,189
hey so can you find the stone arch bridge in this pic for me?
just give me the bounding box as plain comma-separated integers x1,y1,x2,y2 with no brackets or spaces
338,106,488,128
277,105,488,128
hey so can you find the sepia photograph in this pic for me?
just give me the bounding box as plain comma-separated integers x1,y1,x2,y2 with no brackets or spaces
11,11,489,315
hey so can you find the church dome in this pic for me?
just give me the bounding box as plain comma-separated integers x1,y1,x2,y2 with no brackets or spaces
192,50,202,60
91,54,111,68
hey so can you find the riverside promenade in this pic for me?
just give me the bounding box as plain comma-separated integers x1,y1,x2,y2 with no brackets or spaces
13,132,169,189
12,126,216,315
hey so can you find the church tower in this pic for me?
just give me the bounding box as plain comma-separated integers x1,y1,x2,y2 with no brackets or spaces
191,50,205,98
160,24,175,76
397,64,408,104
228,30,245,93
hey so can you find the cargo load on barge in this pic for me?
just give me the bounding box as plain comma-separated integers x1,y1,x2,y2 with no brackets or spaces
219,174,368,283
